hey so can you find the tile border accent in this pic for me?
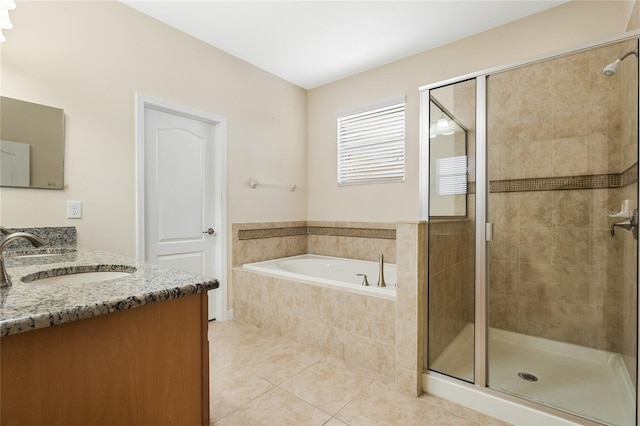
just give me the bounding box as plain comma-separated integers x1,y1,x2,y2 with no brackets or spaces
238,226,308,240
308,226,396,240
237,225,397,241
622,162,638,187
467,164,638,194
489,173,620,193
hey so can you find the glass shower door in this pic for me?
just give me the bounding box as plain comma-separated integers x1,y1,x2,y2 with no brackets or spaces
426,79,476,383
486,39,639,425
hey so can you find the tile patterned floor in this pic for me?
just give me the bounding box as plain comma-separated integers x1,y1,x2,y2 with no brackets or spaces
209,320,510,426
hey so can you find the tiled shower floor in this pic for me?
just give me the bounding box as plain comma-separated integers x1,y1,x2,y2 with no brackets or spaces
209,320,509,425
431,324,636,426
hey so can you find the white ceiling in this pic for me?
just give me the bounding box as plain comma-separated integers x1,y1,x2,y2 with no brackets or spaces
122,1,568,89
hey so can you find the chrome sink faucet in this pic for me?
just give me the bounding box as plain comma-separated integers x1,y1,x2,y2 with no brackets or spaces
0,232,45,287
377,253,386,287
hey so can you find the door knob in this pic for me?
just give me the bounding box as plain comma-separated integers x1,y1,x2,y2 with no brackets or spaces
203,228,215,235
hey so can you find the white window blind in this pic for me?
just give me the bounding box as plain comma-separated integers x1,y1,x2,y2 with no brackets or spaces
437,156,467,195
337,98,405,185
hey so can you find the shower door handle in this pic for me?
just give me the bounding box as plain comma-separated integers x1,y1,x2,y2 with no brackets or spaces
485,223,493,242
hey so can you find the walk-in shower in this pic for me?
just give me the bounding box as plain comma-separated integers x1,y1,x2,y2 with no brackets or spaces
421,35,639,425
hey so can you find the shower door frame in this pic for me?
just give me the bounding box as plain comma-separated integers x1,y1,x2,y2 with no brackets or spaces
420,30,640,425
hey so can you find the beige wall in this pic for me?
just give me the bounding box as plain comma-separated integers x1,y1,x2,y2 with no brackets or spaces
0,1,308,261
307,0,633,222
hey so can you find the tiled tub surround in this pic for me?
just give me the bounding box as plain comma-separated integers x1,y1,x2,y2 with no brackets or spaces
232,221,425,397
1,248,218,336
232,220,415,385
233,266,397,378
233,222,308,267
307,222,396,263
233,221,396,268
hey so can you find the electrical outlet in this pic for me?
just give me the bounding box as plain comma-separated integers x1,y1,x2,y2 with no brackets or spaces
67,201,82,219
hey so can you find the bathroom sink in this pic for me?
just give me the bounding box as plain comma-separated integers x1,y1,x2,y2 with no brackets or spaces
28,271,132,285
21,266,137,285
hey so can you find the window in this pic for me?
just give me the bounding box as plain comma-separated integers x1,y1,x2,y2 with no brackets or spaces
436,155,467,195
337,97,405,185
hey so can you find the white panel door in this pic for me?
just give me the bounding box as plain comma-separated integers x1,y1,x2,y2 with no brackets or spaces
1,140,30,187
144,107,217,320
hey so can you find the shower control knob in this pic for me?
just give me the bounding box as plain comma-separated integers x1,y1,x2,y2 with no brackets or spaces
203,228,215,235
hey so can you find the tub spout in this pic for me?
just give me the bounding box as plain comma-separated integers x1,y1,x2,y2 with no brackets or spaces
0,232,45,287
377,254,386,287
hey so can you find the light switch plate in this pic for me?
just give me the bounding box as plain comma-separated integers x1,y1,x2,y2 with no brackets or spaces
67,201,82,219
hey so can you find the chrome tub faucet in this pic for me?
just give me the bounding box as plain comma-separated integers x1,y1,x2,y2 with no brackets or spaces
377,253,386,287
357,273,369,286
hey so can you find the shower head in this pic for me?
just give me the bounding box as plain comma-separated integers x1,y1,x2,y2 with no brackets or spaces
603,59,621,76
603,49,638,76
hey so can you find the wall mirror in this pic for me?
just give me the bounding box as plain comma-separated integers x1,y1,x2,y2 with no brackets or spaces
1,96,65,189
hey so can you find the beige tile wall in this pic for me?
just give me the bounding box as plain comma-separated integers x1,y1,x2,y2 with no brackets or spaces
488,43,627,182
396,222,426,396
488,188,624,350
307,221,397,263
487,40,636,353
233,221,397,267
232,222,308,267
428,220,475,363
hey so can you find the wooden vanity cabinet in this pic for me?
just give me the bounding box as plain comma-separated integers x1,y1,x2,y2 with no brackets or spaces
1,293,210,426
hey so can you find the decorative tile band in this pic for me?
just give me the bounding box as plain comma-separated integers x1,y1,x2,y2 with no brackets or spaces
489,174,620,193
622,162,639,187
238,226,308,240
237,225,397,240
466,165,638,194
308,226,396,240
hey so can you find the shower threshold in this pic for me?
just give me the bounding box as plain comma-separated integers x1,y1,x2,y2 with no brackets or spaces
430,324,635,426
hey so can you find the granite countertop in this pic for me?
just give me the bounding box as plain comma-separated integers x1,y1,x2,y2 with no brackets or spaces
0,247,219,336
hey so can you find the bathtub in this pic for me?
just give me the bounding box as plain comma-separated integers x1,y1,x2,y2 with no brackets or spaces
242,254,396,299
